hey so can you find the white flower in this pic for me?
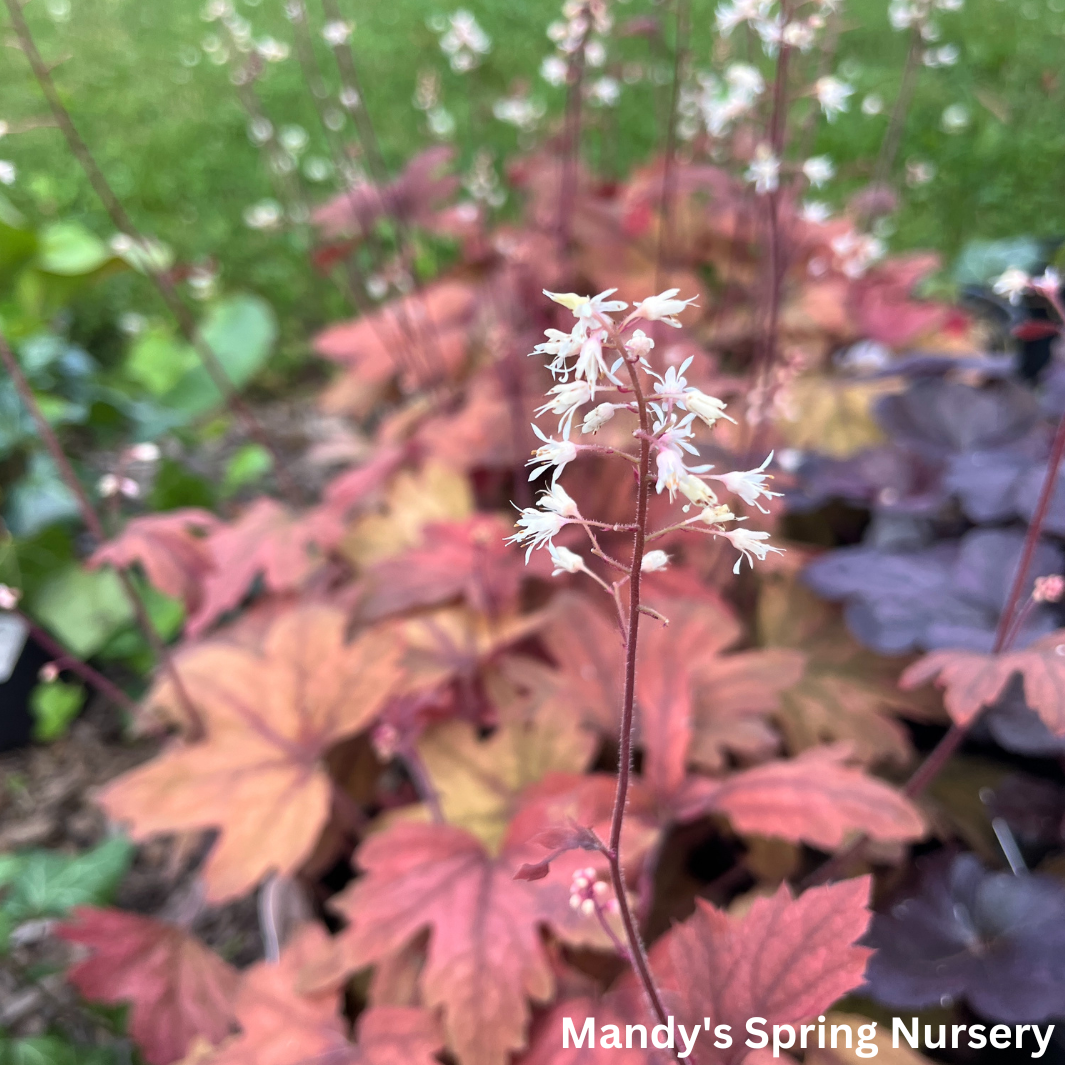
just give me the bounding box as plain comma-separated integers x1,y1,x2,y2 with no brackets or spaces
493,95,546,130
684,389,735,428
1031,268,1062,300
678,472,717,507
533,328,584,380
782,20,816,50
573,330,611,390
98,474,140,499
941,103,969,133
549,544,586,575
256,36,290,61
745,144,779,194
539,481,580,518
641,550,670,572
588,76,621,107
831,231,885,278
0,584,21,610
711,452,782,513
544,288,628,320
655,448,688,501
802,155,835,187
625,329,654,361
541,55,569,86
801,201,831,224
537,379,594,423
0,161,15,186
993,268,1031,305
440,9,491,71
585,39,607,67
716,0,771,36
724,528,785,573
127,442,161,463
528,424,578,483
581,402,616,434
244,199,283,230
322,19,353,45
699,503,737,524
725,63,764,99
631,288,698,328
815,76,853,121
651,360,691,405
862,93,884,115
508,483,579,561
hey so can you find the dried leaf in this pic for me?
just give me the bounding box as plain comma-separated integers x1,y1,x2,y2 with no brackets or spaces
657,878,873,1065
701,746,926,850
88,509,218,613
900,631,1065,735
99,607,401,901
58,907,238,1065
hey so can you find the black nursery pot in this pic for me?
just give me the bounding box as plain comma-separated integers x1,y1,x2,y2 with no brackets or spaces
0,614,50,751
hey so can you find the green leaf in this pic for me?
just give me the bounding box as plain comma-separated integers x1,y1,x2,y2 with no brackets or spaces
148,456,216,510
31,565,135,659
0,837,134,926
952,236,1044,286
30,680,86,742
3,452,80,538
125,324,198,396
35,223,113,277
0,1036,118,1065
221,442,273,497
159,294,277,418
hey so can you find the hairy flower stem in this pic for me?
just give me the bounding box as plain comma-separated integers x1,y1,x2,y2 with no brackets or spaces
557,10,591,252
872,23,921,194
16,610,140,716
0,329,205,739
805,408,1065,888
606,356,670,1029
3,0,302,507
653,0,691,295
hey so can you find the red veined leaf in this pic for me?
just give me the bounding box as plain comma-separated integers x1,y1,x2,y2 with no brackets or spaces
57,907,238,1065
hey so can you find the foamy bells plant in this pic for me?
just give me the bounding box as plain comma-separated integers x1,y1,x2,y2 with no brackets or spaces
509,288,785,578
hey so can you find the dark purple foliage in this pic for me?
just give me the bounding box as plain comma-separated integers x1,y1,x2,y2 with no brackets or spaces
864,853,1065,1022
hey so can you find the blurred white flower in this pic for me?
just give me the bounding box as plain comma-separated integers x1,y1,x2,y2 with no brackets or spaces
243,199,283,230
815,76,854,121
549,544,586,576
941,103,969,132
0,161,15,186
862,93,884,115
322,19,353,45
803,155,834,187
745,144,779,194
588,76,620,106
541,54,569,86
256,36,290,61
493,94,546,130
992,268,1031,304
439,9,491,72
801,200,832,224
279,125,309,154
641,550,670,572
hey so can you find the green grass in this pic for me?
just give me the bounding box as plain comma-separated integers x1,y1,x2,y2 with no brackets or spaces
2,0,1064,354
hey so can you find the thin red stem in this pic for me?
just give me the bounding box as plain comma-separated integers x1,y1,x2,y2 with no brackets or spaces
0,328,205,738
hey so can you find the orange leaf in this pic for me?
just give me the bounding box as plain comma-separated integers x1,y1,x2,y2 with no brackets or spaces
212,923,442,1065
698,746,926,850
656,878,873,1065
900,632,1065,735
311,818,629,1065
88,508,218,613
57,907,238,1065
98,607,401,901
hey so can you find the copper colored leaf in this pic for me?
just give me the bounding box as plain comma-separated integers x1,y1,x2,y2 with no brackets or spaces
186,499,340,637
98,607,401,901
702,746,926,850
57,907,238,1065
211,923,443,1065
414,656,598,851
88,509,218,613
314,279,475,390
541,593,625,734
315,819,623,1065
357,514,525,620
777,375,890,460
900,632,1065,735
657,878,873,1065
759,573,928,768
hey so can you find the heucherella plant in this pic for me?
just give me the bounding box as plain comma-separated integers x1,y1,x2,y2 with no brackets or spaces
508,288,784,1022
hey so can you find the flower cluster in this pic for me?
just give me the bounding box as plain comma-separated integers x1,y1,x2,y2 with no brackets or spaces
437,9,491,73
568,867,619,917
678,63,765,141
540,0,616,107
509,290,785,576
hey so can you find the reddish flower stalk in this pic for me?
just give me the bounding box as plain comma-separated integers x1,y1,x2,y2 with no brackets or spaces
605,356,671,1029
15,610,140,717
653,0,692,295
557,8,592,252
872,23,922,193
0,328,205,739
2,0,302,508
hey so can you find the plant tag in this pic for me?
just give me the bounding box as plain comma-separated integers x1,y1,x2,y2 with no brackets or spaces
0,613,30,683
